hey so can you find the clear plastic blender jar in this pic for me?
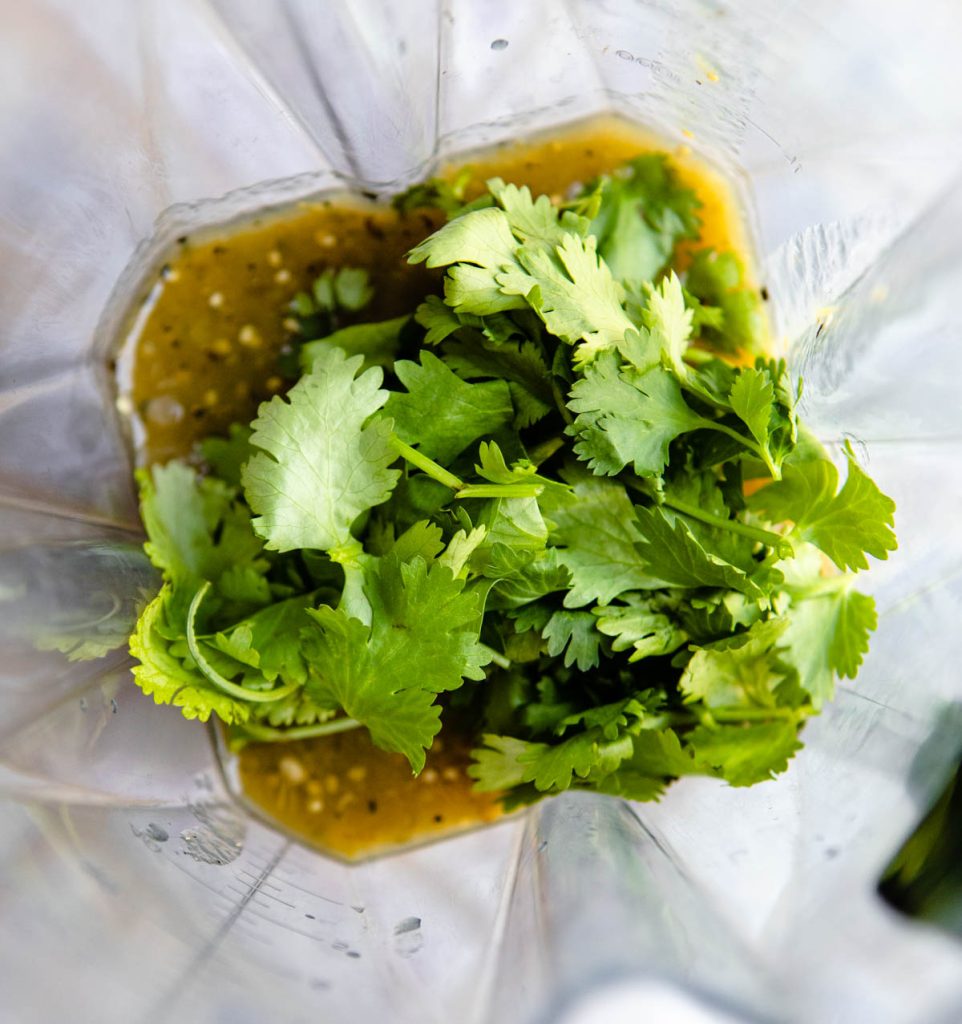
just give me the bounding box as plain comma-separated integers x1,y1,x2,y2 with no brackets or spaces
2,2,962,1021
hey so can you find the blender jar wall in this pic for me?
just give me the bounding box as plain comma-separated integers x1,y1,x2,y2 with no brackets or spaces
2,2,962,1022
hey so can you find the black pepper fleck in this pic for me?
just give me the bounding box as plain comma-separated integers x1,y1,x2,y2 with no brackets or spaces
368,799,378,814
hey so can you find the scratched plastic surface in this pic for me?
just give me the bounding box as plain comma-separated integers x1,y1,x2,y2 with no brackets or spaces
3,2,962,1022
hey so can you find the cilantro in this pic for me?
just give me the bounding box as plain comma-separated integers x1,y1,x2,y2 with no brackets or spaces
498,233,635,366
567,352,705,477
130,587,252,724
685,249,767,354
582,153,701,283
545,471,664,607
301,316,408,371
302,553,489,771
386,351,514,463
779,584,877,707
392,169,474,216
542,610,602,670
127,150,896,806
687,720,802,786
633,505,773,598
443,334,554,428
680,618,790,709
749,444,897,571
593,596,688,661
242,346,400,560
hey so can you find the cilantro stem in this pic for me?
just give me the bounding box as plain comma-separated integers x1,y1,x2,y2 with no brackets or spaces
234,717,363,742
708,705,805,723
186,582,301,704
694,417,780,479
683,348,716,366
391,436,463,490
480,644,511,670
694,416,758,452
661,495,794,559
551,379,575,426
656,704,806,728
456,483,542,499
528,435,564,467
785,572,854,599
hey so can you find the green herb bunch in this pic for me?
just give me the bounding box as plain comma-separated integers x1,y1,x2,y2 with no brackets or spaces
130,155,897,804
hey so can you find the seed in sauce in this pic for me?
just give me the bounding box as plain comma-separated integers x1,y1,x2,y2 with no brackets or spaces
122,116,753,858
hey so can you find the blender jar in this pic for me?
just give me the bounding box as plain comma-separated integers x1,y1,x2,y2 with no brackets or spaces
2,2,962,1022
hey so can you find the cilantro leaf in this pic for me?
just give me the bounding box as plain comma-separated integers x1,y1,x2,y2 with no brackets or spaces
556,697,651,740
634,505,769,598
211,594,315,685
443,336,554,428
779,585,877,707
687,720,802,786
200,424,253,488
685,249,767,354
498,233,635,366
470,730,630,793
140,463,265,587
416,295,464,345
130,587,251,724
488,177,591,246
390,519,446,564
301,316,407,371
727,362,798,478
302,554,489,771
729,367,774,453
627,729,699,778
408,206,528,316
584,153,701,283
680,618,790,709
749,446,897,571
593,595,688,661
546,471,664,606
242,347,400,558
568,352,705,476
392,170,472,216
309,266,375,313
590,772,668,802
467,734,531,791
641,272,694,377
542,610,602,670
386,351,514,463
483,545,570,608
138,463,270,629
473,441,571,498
